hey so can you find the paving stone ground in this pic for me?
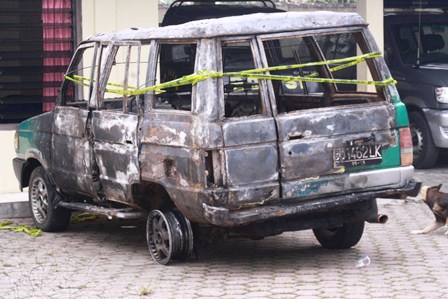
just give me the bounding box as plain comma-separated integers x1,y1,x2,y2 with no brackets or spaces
1,156,448,298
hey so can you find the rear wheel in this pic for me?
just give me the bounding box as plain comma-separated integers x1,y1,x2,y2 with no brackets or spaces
29,166,71,232
409,111,439,169
313,221,364,249
146,209,194,265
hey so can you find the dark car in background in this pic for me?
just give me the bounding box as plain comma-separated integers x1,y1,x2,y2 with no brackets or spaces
384,2,448,168
161,0,284,26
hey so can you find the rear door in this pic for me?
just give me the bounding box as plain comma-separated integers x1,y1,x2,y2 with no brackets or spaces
91,42,148,203
218,37,280,208
260,30,400,199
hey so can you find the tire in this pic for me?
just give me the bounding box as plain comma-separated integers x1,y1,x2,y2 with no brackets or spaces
409,111,439,169
29,166,71,232
170,210,194,261
313,221,364,249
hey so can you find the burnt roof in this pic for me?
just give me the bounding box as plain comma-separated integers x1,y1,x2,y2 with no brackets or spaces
87,11,366,42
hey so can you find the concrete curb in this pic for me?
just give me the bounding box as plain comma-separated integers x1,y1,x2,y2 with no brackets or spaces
0,193,30,219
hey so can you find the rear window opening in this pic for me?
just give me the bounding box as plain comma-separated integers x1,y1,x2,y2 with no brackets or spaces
262,31,386,113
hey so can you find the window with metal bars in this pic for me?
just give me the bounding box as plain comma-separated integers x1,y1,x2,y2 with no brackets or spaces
0,0,74,124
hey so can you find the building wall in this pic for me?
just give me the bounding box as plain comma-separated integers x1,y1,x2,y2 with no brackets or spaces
0,0,158,194
357,0,384,92
0,128,21,193
82,0,158,39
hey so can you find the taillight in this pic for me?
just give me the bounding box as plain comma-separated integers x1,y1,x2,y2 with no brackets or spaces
399,127,413,166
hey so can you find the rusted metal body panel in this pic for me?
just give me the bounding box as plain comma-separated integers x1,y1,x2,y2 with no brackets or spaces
276,102,398,197
203,188,387,227
51,107,94,195
92,110,139,205
224,144,278,185
221,118,279,185
140,112,201,187
281,166,413,201
221,118,277,147
139,142,206,221
139,112,205,217
141,112,195,147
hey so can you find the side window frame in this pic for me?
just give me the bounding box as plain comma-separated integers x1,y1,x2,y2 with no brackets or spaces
97,41,148,114
149,40,199,113
58,42,99,108
93,42,116,110
218,36,272,120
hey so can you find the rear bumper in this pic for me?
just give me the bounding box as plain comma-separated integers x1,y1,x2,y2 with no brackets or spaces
423,108,448,148
202,178,421,227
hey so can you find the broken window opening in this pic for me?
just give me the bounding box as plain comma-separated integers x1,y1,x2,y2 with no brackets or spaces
221,40,263,118
60,43,99,109
152,42,197,111
262,31,385,113
102,43,150,114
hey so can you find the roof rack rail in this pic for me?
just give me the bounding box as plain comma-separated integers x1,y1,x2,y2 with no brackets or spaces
168,0,276,9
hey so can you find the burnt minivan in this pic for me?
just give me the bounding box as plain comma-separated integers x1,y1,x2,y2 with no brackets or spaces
13,12,419,264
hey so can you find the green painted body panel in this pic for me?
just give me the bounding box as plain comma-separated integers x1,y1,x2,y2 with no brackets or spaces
393,99,410,127
17,118,36,156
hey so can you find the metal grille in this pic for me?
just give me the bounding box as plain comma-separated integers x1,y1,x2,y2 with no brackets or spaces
42,0,74,112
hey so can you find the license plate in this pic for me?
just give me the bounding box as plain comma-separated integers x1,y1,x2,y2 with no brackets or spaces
333,144,383,168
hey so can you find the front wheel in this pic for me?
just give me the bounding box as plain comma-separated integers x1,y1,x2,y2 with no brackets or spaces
313,221,364,249
29,166,71,232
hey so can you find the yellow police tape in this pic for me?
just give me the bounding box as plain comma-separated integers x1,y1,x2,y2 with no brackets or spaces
65,51,396,97
0,221,42,237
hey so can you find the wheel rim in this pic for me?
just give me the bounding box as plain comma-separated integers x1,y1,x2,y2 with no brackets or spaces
30,177,49,224
410,123,423,160
146,210,194,264
146,210,173,265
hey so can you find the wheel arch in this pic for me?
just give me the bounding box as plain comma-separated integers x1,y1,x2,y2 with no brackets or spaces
20,158,43,189
408,110,439,169
405,104,423,114
132,180,177,212
20,147,53,189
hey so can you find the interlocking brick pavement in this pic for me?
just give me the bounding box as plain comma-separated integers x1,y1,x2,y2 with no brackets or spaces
1,160,448,298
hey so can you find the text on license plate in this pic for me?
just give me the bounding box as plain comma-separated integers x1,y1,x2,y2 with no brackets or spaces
333,144,382,167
